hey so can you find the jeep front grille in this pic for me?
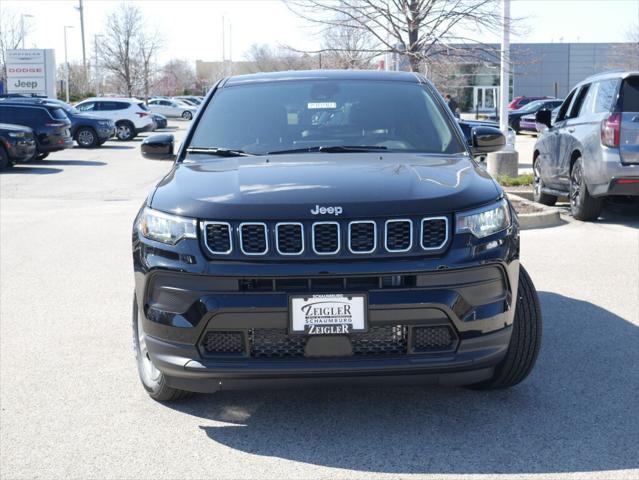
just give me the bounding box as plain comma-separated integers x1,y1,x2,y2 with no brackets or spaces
200,324,458,358
202,216,450,258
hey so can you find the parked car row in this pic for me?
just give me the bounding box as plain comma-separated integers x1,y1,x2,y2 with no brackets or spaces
0,94,173,169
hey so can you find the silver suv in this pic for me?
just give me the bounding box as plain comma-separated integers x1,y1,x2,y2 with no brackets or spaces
533,71,639,220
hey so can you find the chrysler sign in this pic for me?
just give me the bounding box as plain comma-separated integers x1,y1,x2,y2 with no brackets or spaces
6,49,56,97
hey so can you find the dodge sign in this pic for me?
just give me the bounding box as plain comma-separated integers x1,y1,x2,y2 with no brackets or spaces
6,49,56,97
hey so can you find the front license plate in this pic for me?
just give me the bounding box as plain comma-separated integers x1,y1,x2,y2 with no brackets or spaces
290,294,367,335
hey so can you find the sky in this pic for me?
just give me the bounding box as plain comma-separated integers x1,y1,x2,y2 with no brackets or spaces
2,0,638,66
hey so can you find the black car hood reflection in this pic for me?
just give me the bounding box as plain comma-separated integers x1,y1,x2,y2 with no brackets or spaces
150,152,500,219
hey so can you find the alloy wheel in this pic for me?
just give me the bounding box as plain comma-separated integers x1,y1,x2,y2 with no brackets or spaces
117,125,132,140
533,162,542,198
77,129,95,146
570,162,582,209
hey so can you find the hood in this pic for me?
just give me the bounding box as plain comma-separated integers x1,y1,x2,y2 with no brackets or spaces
150,153,501,220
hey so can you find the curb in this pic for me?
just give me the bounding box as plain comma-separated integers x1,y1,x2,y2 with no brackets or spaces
506,192,564,230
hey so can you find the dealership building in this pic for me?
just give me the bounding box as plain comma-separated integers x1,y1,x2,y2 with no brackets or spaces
431,42,638,112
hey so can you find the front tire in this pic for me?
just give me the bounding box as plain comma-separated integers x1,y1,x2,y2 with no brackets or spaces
533,157,557,206
75,127,98,148
182,110,193,120
570,156,602,221
116,121,135,141
470,265,542,390
132,296,191,402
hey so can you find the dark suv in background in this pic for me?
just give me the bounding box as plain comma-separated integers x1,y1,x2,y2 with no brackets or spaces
533,71,639,220
132,70,542,402
0,101,73,160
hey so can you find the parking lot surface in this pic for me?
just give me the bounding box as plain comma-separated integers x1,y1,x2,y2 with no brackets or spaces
1,122,638,480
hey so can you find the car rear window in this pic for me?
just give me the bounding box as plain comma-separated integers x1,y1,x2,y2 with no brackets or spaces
190,80,464,155
137,102,149,111
49,107,68,120
621,76,639,112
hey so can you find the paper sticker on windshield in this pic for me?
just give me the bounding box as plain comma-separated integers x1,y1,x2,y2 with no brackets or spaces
307,102,337,109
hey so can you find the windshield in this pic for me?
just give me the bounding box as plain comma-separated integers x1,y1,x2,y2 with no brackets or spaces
189,80,464,156
517,100,546,113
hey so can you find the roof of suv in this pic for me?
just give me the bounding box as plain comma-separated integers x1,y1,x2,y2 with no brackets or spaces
578,70,639,86
79,97,142,103
224,69,423,87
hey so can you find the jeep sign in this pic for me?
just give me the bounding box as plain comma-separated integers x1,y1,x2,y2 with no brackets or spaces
6,49,56,97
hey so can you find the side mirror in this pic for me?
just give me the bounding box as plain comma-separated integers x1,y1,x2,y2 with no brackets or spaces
535,109,552,131
471,126,505,156
141,134,176,161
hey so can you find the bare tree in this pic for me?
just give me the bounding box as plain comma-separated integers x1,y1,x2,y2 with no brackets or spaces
156,59,196,96
100,4,141,96
0,7,30,83
287,0,501,72
320,16,376,69
245,44,316,72
137,29,162,101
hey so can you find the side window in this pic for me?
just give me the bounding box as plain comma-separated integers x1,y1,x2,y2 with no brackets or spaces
594,79,619,113
115,102,129,110
556,89,577,122
76,102,95,112
99,102,117,111
567,85,590,119
579,84,598,116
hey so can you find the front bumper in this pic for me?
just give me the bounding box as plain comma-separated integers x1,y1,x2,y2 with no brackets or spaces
97,126,116,141
133,218,520,391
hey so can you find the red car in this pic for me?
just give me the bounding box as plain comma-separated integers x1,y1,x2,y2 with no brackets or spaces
508,96,552,110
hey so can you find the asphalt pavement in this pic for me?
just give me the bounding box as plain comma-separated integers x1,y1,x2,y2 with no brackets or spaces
1,122,637,480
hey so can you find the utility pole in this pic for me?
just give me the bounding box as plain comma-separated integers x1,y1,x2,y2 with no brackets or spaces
221,15,226,76
498,0,510,136
64,25,74,102
76,0,87,78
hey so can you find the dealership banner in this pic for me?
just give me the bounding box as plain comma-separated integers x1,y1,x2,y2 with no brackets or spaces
6,49,56,97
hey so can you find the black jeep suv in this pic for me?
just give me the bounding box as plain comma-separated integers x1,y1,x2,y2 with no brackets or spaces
133,70,542,401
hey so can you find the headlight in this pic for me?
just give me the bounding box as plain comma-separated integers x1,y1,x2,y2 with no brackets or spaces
8,132,26,138
138,207,196,245
456,199,511,238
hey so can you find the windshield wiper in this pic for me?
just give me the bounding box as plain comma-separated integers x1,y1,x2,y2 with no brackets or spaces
267,145,388,155
186,147,254,157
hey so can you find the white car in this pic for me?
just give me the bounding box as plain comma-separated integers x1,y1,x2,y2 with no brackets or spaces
74,98,154,141
147,99,198,120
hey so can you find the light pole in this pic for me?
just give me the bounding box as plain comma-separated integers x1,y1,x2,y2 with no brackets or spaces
94,34,103,95
20,14,34,49
498,0,510,136
64,25,74,102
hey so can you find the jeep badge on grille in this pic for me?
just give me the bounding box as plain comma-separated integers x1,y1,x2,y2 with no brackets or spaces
310,205,343,216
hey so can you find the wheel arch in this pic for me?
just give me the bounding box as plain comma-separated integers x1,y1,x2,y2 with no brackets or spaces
569,149,582,172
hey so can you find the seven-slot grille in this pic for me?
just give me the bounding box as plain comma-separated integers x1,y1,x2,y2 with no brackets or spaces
203,217,449,257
